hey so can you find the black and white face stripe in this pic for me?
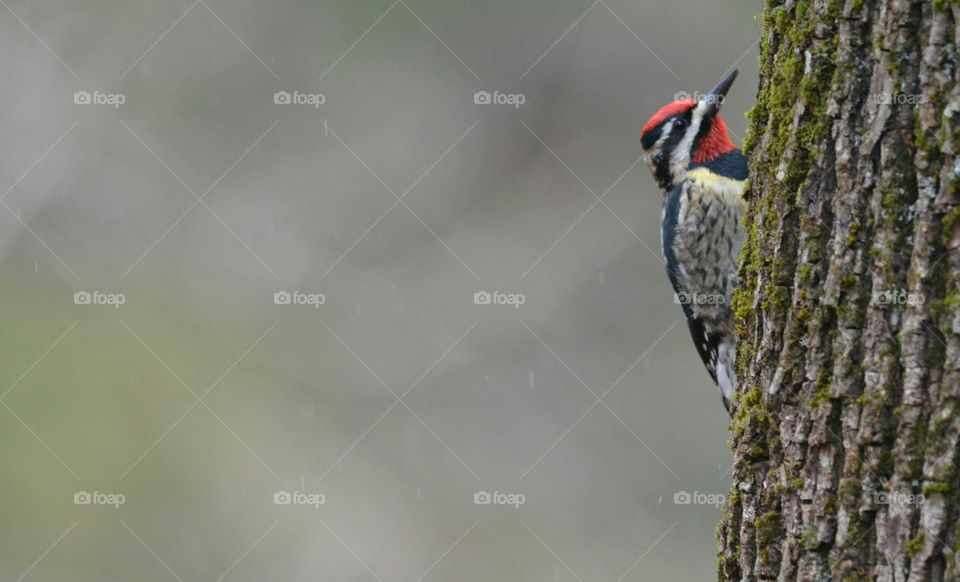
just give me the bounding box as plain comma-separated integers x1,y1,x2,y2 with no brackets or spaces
669,101,713,182
642,109,694,191
642,102,717,192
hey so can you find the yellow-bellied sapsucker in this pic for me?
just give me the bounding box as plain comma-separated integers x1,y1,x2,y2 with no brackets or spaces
640,69,747,413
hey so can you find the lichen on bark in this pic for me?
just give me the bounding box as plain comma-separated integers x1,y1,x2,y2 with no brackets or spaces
720,0,960,580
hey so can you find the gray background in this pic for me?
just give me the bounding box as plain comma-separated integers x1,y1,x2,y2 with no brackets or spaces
0,1,759,580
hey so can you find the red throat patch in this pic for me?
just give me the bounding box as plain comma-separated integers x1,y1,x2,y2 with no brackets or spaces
692,114,735,164
641,100,695,138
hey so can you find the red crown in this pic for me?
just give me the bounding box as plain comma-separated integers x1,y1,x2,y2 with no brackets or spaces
641,100,695,137
641,99,735,163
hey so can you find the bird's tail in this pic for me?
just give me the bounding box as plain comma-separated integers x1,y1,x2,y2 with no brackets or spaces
715,340,737,413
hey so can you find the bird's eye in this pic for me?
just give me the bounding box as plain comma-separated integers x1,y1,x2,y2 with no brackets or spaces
674,119,687,131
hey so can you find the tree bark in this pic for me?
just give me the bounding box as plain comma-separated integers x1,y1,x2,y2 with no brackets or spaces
718,0,960,580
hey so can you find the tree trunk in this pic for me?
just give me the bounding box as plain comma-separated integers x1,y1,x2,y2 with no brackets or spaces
718,0,960,580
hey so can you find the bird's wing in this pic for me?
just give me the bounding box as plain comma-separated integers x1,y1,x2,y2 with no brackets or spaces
661,180,720,386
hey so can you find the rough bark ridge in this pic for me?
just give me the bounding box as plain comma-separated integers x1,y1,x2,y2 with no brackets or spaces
719,0,960,580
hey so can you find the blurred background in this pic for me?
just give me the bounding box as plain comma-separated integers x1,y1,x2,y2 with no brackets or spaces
0,1,759,580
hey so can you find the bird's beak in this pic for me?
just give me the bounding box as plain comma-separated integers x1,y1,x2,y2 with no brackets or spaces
700,68,738,120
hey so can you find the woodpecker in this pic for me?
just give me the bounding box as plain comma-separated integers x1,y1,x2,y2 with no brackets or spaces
640,69,747,412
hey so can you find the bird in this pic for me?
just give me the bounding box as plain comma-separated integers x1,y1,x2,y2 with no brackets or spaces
640,69,748,413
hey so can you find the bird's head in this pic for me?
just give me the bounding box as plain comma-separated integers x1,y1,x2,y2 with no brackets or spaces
641,69,739,191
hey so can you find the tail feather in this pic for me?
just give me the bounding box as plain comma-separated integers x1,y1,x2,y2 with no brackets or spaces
681,313,737,413
715,347,737,413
